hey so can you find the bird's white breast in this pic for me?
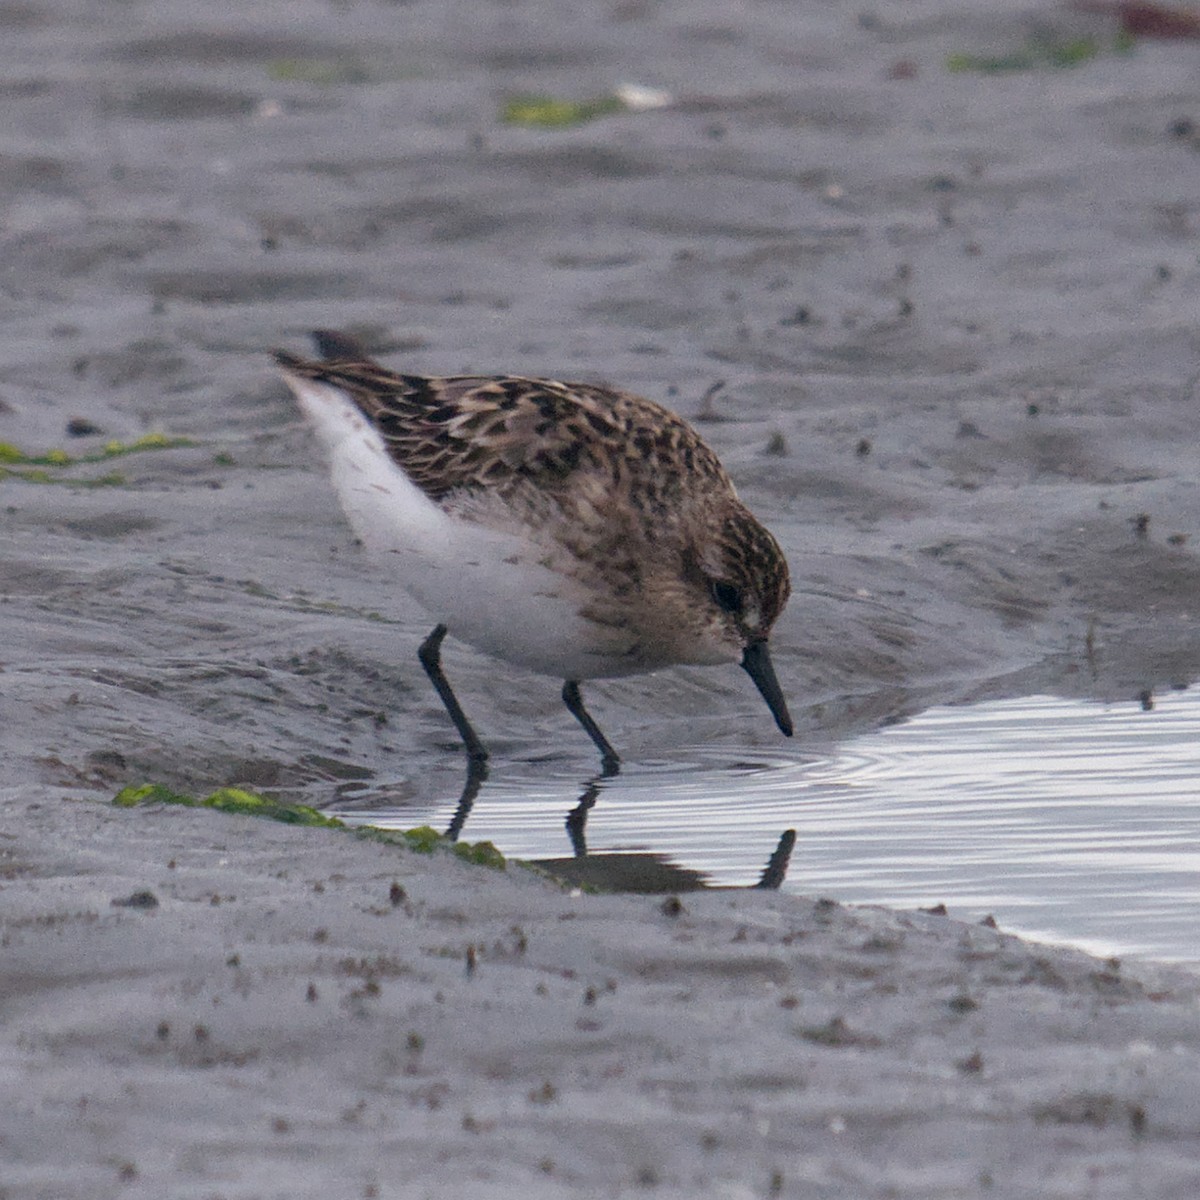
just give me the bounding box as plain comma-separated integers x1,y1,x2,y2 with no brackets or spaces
285,374,637,679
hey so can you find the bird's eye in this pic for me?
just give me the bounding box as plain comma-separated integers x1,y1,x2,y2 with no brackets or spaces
709,580,743,614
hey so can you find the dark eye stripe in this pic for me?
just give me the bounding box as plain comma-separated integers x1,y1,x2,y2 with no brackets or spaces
709,580,742,614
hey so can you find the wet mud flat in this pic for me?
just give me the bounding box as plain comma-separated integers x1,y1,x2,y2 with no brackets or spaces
9,793,1200,1198
5,0,1200,1194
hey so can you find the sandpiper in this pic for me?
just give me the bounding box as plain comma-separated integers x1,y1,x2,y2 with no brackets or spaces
275,330,792,770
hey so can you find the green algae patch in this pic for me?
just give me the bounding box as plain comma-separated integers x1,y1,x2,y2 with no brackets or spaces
453,839,506,869
113,787,506,869
0,433,191,467
0,468,127,488
267,57,370,85
0,433,192,486
947,33,1133,73
502,93,626,128
356,823,506,870
99,432,193,459
113,783,194,808
397,824,443,854
113,783,341,827
204,788,342,826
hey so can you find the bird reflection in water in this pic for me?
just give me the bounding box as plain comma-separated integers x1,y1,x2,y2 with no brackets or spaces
440,754,796,893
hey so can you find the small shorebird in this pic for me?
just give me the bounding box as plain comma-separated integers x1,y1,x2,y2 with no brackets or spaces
275,330,792,771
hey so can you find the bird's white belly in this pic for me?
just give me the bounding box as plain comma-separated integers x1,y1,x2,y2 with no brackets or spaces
291,377,634,679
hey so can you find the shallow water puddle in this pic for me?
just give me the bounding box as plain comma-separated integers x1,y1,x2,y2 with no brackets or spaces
341,690,1200,964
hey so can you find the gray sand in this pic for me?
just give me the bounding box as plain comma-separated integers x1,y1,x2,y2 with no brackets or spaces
5,0,1200,1194
8,794,1200,1198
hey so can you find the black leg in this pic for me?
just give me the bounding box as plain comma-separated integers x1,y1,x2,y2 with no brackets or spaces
561,680,620,773
565,778,602,857
753,829,796,890
418,625,489,763
444,756,489,842
565,763,619,856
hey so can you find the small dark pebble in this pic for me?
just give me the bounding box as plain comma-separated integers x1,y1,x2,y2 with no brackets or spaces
66,416,103,437
1169,117,1195,138
957,1050,985,1074
111,890,159,909
855,438,872,457
388,881,407,907
695,379,727,422
85,749,128,782
921,902,949,916
660,895,684,917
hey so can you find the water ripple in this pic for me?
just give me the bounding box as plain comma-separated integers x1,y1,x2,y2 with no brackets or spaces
340,690,1200,964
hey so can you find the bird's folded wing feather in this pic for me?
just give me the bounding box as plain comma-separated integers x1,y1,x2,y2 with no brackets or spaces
273,352,732,513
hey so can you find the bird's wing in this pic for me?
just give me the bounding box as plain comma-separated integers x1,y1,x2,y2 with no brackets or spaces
273,346,732,513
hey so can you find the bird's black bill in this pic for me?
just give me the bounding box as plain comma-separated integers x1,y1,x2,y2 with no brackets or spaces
741,640,793,737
